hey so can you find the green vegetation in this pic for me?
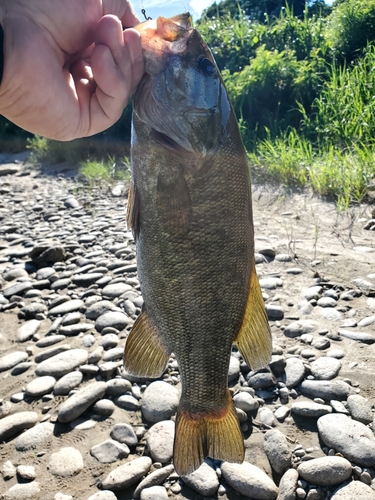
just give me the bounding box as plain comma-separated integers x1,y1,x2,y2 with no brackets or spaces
78,157,130,187
3,0,375,207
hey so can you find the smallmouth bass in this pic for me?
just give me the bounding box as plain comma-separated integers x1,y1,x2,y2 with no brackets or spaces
124,13,272,476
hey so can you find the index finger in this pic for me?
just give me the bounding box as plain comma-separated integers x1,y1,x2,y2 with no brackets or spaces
102,0,141,28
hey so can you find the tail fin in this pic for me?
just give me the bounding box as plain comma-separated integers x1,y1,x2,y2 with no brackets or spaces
173,391,244,476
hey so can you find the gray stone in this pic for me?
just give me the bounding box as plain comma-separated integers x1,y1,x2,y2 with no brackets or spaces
228,355,240,382
0,412,38,441
331,481,375,499
86,300,120,320
17,319,41,342
181,461,219,496
49,447,83,477
298,456,352,486
16,465,36,481
299,380,354,401
48,300,84,316
221,461,278,499
264,429,292,475
58,381,107,423
302,286,322,301
102,283,133,298
291,402,332,418
115,395,141,411
21,302,48,319
259,278,283,289
284,320,318,338
266,305,284,321
106,378,132,397
317,297,337,308
59,323,94,336
4,482,41,499
346,394,373,424
284,357,306,388
146,420,175,463
90,439,130,463
3,281,32,299
34,344,71,363
101,456,152,490
100,334,119,350
36,349,88,378
92,399,115,417
2,460,16,480
358,316,375,327
15,422,54,451
233,392,258,412
318,413,375,467
338,329,375,344
3,267,29,281
141,381,179,423
110,423,138,447
310,357,341,380
258,407,276,426
276,468,298,500
95,311,130,333
0,351,28,372
140,486,168,500
133,465,174,498
321,308,343,321
53,371,83,396
102,347,123,362
326,349,345,359
87,492,117,500
25,376,56,398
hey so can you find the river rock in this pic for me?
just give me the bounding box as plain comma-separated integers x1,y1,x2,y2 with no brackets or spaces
95,312,130,332
101,456,152,490
15,421,54,451
133,465,174,498
4,482,41,499
346,394,373,424
297,456,352,486
90,439,130,463
35,349,88,378
284,320,319,338
318,413,375,466
283,357,305,388
331,480,375,499
299,380,354,401
141,381,179,423
53,371,83,396
0,412,38,441
0,351,28,372
58,381,107,423
310,357,341,380
25,376,56,398
17,319,40,342
146,421,175,463
263,429,292,475
338,329,375,344
181,461,219,497
140,486,168,500
291,401,332,418
49,447,84,477
276,468,298,500
110,423,138,447
221,461,278,499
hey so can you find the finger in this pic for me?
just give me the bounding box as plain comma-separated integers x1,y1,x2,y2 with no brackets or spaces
123,28,144,93
102,0,141,27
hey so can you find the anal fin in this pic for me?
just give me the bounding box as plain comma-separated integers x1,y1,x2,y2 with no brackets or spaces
124,309,170,378
234,259,272,370
174,391,244,476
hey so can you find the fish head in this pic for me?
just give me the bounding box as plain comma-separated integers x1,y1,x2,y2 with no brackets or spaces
133,14,231,158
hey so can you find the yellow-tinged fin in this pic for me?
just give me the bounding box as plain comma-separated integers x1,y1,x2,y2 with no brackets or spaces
174,392,244,476
156,16,188,41
126,180,140,240
234,258,272,370
124,310,170,378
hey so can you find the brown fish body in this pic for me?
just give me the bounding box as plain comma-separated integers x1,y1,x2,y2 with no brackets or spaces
125,14,272,475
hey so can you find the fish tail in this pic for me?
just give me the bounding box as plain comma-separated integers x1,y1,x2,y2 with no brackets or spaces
173,391,244,476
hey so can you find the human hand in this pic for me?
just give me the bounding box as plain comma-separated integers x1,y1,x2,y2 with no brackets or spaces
0,0,144,140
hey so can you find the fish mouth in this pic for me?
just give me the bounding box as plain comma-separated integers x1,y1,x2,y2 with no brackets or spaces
134,13,193,42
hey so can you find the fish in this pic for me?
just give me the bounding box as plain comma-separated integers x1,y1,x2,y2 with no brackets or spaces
124,13,272,476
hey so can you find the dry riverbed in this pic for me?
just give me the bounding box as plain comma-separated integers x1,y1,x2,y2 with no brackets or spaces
0,153,375,500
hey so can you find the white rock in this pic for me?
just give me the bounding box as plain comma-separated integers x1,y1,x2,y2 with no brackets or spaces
49,447,84,477
141,381,179,423
221,461,278,499
146,421,175,463
101,457,152,490
181,461,219,496
297,456,352,486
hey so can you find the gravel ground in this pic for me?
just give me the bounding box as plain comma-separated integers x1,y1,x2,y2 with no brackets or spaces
0,153,375,500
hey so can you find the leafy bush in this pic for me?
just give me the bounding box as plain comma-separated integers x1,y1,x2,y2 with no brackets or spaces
328,0,375,63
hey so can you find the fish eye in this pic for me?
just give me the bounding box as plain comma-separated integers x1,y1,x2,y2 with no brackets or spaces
198,56,216,76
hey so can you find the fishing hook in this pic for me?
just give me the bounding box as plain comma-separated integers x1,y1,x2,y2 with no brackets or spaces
141,8,152,20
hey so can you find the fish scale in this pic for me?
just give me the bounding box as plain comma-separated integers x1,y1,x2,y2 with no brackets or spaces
124,13,272,475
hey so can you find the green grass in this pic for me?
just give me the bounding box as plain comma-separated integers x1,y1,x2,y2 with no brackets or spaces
78,157,130,187
249,132,375,209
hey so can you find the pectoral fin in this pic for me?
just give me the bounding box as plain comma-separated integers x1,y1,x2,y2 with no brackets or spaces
127,180,140,240
124,310,170,378
234,259,272,370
